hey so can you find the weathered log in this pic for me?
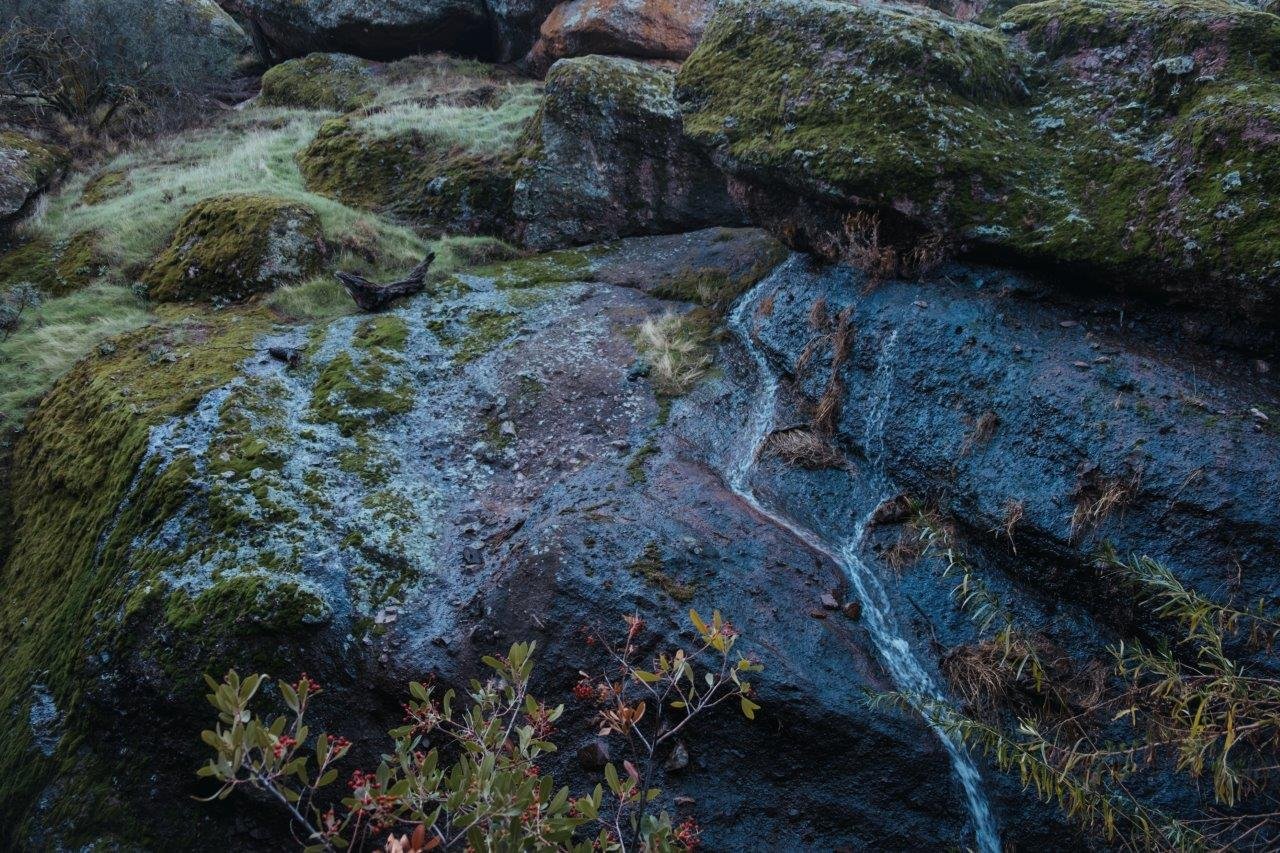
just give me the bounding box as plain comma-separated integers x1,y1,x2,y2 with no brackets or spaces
336,253,435,312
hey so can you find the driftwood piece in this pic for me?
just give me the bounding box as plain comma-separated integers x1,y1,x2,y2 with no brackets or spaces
336,253,435,312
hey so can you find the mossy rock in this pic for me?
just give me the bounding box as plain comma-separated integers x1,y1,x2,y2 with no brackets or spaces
80,170,129,206
141,194,325,302
0,307,275,843
0,132,68,238
0,231,109,295
298,117,520,237
678,0,1280,321
259,52,379,112
164,573,332,635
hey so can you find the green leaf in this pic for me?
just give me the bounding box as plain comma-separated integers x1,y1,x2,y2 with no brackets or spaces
740,697,759,720
317,768,338,787
690,609,709,636
604,763,621,794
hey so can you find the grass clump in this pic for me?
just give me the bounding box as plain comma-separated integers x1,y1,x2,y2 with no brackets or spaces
28,107,429,282
634,311,715,397
0,283,149,426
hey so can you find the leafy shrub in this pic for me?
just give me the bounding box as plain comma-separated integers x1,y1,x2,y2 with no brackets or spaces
200,610,761,851
880,512,1280,851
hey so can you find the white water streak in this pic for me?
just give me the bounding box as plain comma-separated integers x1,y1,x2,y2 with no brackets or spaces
724,276,999,853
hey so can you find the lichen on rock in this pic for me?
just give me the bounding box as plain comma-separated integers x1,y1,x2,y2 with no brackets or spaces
141,194,325,303
677,0,1280,325
0,132,68,241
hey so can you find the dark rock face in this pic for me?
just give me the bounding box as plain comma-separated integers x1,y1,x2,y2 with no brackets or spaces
218,0,493,60
515,55,745,249
219,0,563,61
747,254,1280,622
677,0,1280,332
4,231,1067,849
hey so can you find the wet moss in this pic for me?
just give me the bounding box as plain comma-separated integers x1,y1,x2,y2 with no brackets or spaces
164,573,331,635
141,194,325,303
354,314,410,353
309,350,415,436
474,247,599,289
630,541,696,603
455,309,518,364
0,306,273,839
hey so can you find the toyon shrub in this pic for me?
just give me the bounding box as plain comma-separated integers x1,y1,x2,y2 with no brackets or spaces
199,609,762,852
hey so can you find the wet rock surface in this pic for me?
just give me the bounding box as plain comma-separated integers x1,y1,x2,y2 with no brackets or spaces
5,232,1020,848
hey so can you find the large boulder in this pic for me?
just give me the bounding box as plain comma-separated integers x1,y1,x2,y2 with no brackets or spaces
514,55,744,249
1,0,249,96
0,133,67,243
141,194,325,303
677,0,1280,333
218,0,493,60
525,0,717,75
0,232,1064,848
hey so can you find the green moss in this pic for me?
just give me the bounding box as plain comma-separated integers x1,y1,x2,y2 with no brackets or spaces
354,314,410,353
141,194,325,303
80,171,128,206
164,573,330,635
298,119,521,236
309,350,415,436
627,439,659,485
474,247,599,289
0,306,273,840
0,132,68,208
630,542,696,603
0,231,109,295
259,53,377,112
679,0,1280,313
455,309,518,364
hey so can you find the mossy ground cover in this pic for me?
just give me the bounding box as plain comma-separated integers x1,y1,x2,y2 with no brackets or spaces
0,305,274,844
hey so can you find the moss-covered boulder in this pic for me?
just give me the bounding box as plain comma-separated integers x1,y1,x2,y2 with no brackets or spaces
297,78,540,236
141,194,325,302
678,0,1280,324
259,52,379,111
0,133,68,242
0,231,109,296
514,55,743,249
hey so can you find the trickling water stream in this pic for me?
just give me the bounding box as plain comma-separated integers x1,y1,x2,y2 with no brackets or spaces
723,275,1000,852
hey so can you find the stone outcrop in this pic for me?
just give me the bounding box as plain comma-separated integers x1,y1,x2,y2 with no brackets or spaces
514,55,744,249
0,133,67,243
677,0,1280,333
141,195,325,302
525,0,716,75
218,0,493,60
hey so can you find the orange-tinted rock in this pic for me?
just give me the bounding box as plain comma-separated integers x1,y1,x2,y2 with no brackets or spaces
525,0,715,75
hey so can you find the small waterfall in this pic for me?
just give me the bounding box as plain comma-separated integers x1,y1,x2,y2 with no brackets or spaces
724,275,1000,853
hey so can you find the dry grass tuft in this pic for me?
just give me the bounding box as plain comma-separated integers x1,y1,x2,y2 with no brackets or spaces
813,376,844,435
997,499,1024,553
1070,470,1141,541
635,312,713,397
765,428,846,470
960,410,1000,455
